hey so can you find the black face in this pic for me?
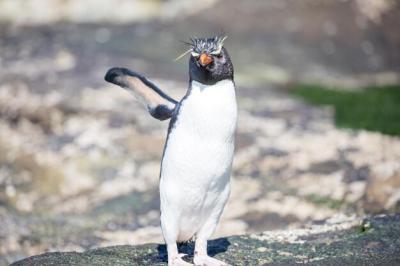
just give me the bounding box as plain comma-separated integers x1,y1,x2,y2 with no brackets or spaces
188,38,234,85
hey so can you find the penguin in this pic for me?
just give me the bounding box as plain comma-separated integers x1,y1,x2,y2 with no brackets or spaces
105,36,236,266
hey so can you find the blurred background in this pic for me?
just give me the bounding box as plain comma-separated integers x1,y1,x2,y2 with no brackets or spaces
0,0,399,264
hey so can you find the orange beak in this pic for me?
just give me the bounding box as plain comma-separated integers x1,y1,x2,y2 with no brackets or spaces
199,53,213,66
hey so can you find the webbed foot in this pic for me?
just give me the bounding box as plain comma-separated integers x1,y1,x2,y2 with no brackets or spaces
194,255,230,266
170,253,193,266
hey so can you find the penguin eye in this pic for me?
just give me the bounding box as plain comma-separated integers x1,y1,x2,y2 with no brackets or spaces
210,46,222,56
211,51,223,59
191,52,200,57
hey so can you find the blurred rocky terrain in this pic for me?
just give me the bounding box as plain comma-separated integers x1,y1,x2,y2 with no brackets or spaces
1,0,399,86
1,0,400,264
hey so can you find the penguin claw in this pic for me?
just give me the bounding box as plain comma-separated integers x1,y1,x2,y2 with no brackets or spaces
193,255,231,266
169,253,193,266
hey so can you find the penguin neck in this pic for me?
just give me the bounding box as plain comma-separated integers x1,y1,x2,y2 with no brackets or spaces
181,79,235,111
189,78,234,93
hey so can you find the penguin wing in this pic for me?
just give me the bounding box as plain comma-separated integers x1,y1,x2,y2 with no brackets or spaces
105,67,178,120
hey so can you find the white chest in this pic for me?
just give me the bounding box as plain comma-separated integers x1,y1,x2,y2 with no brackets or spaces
160,80,237,240
161,79,237,191
176,80,237,141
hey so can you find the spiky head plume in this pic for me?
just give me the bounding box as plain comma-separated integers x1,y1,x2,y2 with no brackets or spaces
175,36,227,61
190,36,227,54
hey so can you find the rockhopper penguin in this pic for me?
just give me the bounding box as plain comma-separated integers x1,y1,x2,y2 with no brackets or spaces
105,36,236,266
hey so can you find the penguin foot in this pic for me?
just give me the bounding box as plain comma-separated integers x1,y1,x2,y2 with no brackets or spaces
193,255,231,266
169,253,193,266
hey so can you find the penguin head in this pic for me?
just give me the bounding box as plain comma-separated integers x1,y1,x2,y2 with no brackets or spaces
188,36,234,85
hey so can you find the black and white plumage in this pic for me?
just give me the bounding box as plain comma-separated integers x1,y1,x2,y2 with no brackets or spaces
105,36,236,266
104,67,177,120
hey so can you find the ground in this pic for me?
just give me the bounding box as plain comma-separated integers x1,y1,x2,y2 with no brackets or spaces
10,214,400,265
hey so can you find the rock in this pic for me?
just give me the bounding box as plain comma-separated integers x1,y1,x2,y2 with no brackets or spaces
11,214,400,265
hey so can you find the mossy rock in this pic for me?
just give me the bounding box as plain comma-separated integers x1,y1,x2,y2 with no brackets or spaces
11,214,400,265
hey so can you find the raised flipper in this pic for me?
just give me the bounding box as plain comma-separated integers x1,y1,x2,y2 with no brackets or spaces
105,67,178,120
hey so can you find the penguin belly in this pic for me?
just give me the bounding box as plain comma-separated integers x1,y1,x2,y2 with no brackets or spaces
160,80,237,242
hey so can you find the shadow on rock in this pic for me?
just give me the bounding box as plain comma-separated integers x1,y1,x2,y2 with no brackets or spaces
157,238,231,262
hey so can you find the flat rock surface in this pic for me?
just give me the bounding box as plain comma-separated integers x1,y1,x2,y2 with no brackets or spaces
11,214,400,265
